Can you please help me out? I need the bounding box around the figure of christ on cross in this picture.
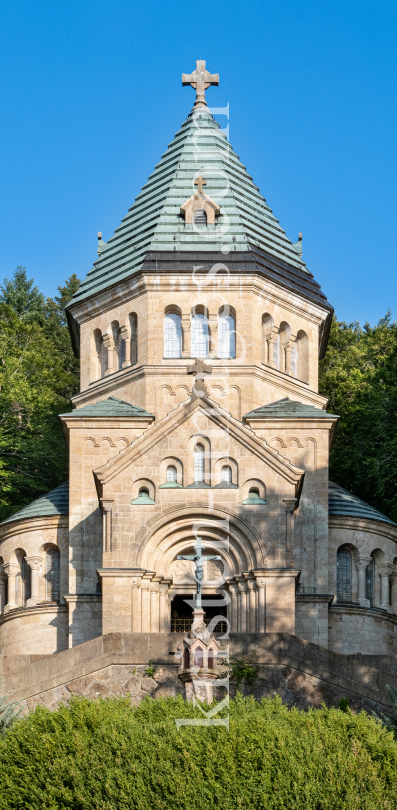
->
[177,537,222,610]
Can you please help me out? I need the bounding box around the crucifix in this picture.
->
[194,175,206,194]
[177,538,221,610]
[182,60,219,109]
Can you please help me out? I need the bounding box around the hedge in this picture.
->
[0,694,396,809]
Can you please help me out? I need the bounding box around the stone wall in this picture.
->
[329,605,397,655]
[3,632,396,716]
[0,605,68,656]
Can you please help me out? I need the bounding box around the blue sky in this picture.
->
[0,0,396,324]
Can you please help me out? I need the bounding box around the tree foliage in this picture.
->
[319,313,397,522]
[0,268,80,521]
[0,695,396,809]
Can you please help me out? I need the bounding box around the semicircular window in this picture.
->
[193,209,207,227]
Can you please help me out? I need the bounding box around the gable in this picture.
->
[93,393,305,497]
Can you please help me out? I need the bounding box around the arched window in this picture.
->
[130,313,138,365]
[337,548,352,602]
[296,330,309,383]
[365,557,374,607]
[93,329,103,381]
[193,209,207,227]
[21,556,31,606]
[261,314,273,364]
[221,465,232,484]
[194,443,205,483]
[183,647,190,669]
[164,312,182,358]
[208,650,215,669]
[218,308,236,359]
[111,321,121,372]
[194,646,204,667]
[191,310,209,358]
[46,547,60,603]
[166,465,177,483]
[279,322,291,374]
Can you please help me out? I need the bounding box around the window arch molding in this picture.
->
[214,456,238,487]
[186,434,211,486]
[44,545,61,603]
[159,456,184,488]
[241,478,266,502]
[164,306,182,358]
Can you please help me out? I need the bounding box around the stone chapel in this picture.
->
[1,61,397,685]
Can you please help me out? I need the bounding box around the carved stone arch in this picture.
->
[100,436,116,448]
[135,506,263,573]
[287,437,303,448]
[83,436,99,449]
[270,437,286,449]
[175,385,190,404]
[116,437,129,448]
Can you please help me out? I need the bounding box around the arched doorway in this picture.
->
[170,593,227,633]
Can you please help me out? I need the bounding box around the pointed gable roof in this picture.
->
[68,109,326,308]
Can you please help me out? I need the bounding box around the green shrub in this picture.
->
[229,651,259,689]
[0,694,396,809]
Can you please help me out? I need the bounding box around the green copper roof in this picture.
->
[329,481,396,527]
[244,398,337,419]
[69,109,309,306]
[0,483,69,526]
[59,396,154,419]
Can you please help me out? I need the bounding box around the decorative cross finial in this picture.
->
[194,176,207,194]
[182,60,219,109]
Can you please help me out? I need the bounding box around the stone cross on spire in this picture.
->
[182,60,219,109]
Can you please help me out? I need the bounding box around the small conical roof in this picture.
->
[70,109,310,307]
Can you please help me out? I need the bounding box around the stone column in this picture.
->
[0,570,7,614]
[102,334,115,375]
[159,579,172,633]
[150,578,161,633]
[283,499,298,555]
[254,576,266,633]
[3,564,19,612]
[26,556,43,607]
[228,581,239,632]
[141,575,153,632]
[246,578,257,632]
[390,569,397,615]
[378,563,394,612]
[208,317,218,358]
[101,499,114,554]
[120,325,131,367]
[284,342,292,375]
[269,326,279,368]
[181,315,191,358]
[131,576,143,632]
[238,580,248,633]
[354,555,372,607]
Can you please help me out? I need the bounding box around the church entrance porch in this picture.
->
[170,593,227,634]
